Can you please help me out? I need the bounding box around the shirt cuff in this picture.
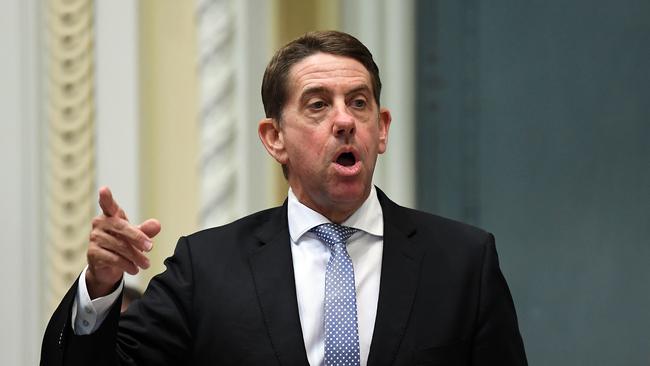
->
[72,266,124,335]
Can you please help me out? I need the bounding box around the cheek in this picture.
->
[286,131,324,164]
[359,128,381,153]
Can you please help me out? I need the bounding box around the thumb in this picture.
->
[139,218,162,239]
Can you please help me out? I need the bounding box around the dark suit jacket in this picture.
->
[41,189,527,365]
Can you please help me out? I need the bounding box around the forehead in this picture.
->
[287,53,372,94]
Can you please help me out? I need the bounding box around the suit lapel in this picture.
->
[367,189,423,366]
[249,202,310,366]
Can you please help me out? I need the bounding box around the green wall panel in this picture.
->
[416,1,650,364]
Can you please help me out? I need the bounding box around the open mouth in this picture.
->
[336,152,357,167]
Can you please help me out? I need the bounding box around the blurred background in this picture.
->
[1,0,648,365]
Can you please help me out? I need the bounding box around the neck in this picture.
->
[291,187,371,224]
[321,207,357,224]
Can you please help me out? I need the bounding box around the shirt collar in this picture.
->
[287,186,384,243]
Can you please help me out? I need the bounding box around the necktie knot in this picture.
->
[310,223,358,250]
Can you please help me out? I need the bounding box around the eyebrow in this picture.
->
[299,86,327,102]
[299,84,372,102]
[346,85,372,97]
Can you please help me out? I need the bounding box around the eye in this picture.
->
[351,98,367,109]
[309,100,327,111]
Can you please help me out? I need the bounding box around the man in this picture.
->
[41,31,527,365]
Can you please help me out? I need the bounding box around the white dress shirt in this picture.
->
[72,266,123,334]
[73,187,384,366]
[288,187,383,366]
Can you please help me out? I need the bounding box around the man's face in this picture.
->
[260,52,391,222]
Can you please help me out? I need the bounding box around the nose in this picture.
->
[332,105,355,138]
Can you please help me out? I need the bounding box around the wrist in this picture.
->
[85,269,122,299]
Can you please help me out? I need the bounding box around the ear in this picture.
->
[377,107,392,154]
[258,118,288,164]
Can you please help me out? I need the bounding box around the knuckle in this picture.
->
[118,238,133,251]
[109,256,120,265]
[91,216,103,227]
[113,219,127,230]
[86,249,98,263]
[89,231,100,243]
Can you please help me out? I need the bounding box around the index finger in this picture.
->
[98,186,120,217]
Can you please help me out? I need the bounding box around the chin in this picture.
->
[328,182,370,204]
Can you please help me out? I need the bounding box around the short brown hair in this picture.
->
[261,30,382,120]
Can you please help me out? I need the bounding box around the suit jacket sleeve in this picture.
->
[41,236,195,366]
[471,234,527,365]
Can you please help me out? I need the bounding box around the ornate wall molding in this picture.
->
[45,0,96,313]
[196,0,238,228]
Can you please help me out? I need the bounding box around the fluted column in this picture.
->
[44,0,96,314]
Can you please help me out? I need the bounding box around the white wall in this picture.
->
[341,0,416,208]
[95,1,140,222]
[233,0,274,213]
[94,0,140,287]
[0,0,43,364]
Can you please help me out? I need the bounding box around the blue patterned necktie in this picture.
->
[310,223,361,366]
